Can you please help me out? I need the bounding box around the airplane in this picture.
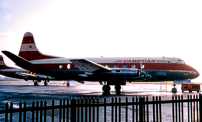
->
[2,32,200,93]
[0,55,67,86]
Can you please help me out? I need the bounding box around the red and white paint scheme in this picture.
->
[0,55,14,70]
[2,32,200,93]
[18,32,59,60]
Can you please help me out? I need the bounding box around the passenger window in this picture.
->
[123,63,127,68]
[59,64,63,69]
[114,64,118,68]
[67,64,71,69]
[106,64,110,68]
[131,64,135,68]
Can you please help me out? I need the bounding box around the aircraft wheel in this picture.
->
[172,88,177,93]
[44,82,47,86]
[115,85,121,91]
[34,82,38,86]
[102,85,111,92]
[115,85,121,94]
[67,81,70,86]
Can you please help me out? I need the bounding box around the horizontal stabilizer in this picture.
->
[2,51,32,65]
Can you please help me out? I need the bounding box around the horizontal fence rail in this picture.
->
[0,94,202,122]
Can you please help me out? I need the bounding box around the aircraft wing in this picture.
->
[70,59,111,72]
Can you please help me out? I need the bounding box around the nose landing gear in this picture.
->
[172,84,177,93]
[63,80,70,86]
[44,80,49,86]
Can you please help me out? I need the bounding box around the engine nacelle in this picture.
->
[106,68,140,77]
[35,75,47,79]
[174,80,191,84]
[101,68,152,81]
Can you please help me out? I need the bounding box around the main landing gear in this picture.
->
[102,85,111,93]
[33,80,40,86]
[44,80,49,86]
[102,81,122,94]
[102,85,122,94]
[33,80,49,86]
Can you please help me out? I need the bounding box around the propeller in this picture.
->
[139,63,152,79]
[145,65,152,79]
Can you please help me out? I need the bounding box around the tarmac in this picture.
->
[0,80,200,122]
[0,80,198,106]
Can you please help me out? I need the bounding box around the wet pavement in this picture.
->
[0,80,198,104]
[0,80,200,122]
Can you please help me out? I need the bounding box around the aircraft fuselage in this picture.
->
[17,57,199,82]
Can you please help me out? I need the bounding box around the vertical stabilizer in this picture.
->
[18,32,59,61]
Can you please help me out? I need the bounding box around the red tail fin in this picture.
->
[18,32,59,61]
[0,55,13,69]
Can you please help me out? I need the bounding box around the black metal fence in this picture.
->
[0,94,202,122]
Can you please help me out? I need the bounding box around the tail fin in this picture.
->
[0,55,13,69]
[18,32,60,61]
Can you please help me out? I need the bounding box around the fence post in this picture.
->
[139,96,145,122]
[32,101,35,122]
[59,99,62,122]
[63,99,65,122]
[119,97,121,122]
[52,99,54,122]
[97,97,99,122]
[44,100,47,122]
[40,100,43,122]
[10,102,13,122]
[71,98,77,122]
[19,101,22,122]
[36,100,39,122]
[199,94,202,122]
[104,97,106,122]
[24,101,26,122]
[5,102,8,122]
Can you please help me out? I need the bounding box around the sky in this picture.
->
[0,0,202,81]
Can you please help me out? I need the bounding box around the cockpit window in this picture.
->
[177,60,185,64]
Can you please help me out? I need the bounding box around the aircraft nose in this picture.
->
[193,69,200,78]
[196,70,200,77]
[189,66,200,79]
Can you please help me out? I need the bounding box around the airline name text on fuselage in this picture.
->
[115,60,156,63]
